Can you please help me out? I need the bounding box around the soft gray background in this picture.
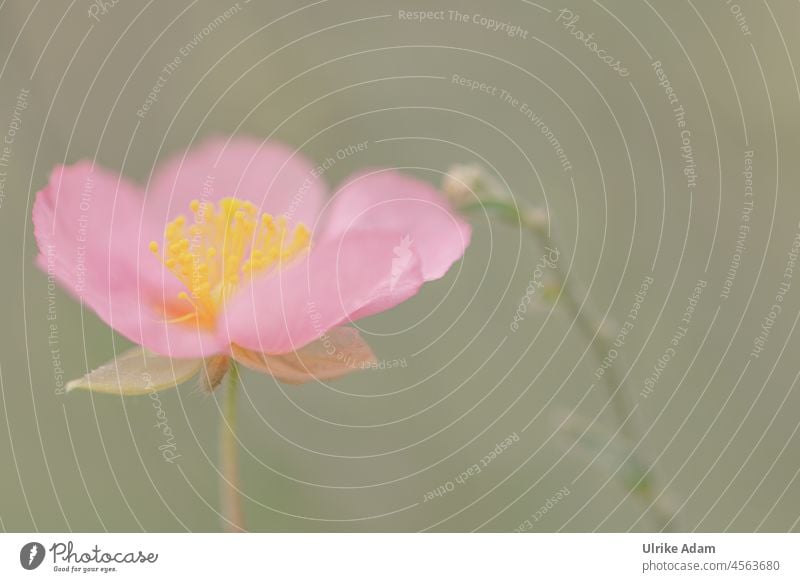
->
[1,0,799,531]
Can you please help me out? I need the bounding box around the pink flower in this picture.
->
[33,137,471,393]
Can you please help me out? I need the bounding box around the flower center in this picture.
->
[149,197,311,328]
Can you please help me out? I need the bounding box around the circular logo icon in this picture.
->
[19,542,45,570]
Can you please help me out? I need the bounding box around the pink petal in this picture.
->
[223,230,425,354]
[145,136,326,229]
[321,169,472,280]
[33,162,228,358]
[232,327,377,384]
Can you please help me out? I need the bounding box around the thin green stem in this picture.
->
[478,200,677,531]
[220,360,245,532]
[525,219,639,443]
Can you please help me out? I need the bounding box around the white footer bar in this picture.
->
[1,533,797,581]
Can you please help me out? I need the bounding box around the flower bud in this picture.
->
[442,163,509,208]
[521,206,549,232]
[442,163,483,207]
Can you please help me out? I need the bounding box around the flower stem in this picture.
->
[220,360,245,532]
[531,224,675,530]
[469,198,677,531]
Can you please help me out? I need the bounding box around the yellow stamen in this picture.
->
[149,197,311,329]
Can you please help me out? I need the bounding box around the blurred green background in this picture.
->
[1,0,799,532]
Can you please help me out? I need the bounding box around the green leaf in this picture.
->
[66,347,203,395]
